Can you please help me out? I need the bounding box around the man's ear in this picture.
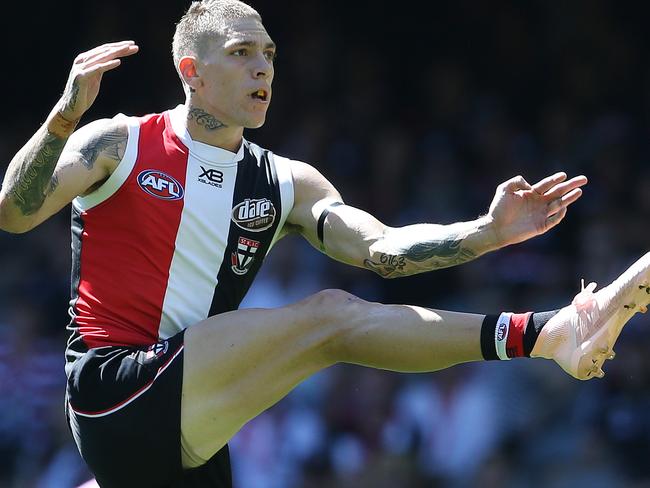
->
[179,56,201,93]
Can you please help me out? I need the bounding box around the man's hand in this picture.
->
[487,172,588,247]
[57,41,139,122]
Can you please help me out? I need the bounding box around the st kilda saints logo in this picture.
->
[231,198,276,232]
[144,340,169,361]
[231,236,260,275]
[137,170,184,201]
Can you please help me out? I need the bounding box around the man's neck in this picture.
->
[183,103,244,153]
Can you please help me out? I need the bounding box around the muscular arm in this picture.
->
[287,161,586,279]
[0,41,137,233]
[286,161,497,278]
[0,117,127,233]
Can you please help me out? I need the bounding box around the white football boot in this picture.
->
[531,252,650,380]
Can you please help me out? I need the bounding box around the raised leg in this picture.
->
[181,252,650,467]
[181,289,484,467]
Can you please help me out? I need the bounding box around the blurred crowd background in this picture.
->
[1,0,650,487]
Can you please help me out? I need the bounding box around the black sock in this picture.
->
[523,310,560,357]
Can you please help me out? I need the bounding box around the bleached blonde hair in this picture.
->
[172,0,261,73]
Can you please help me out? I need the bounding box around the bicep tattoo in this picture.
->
[72,127,127,168]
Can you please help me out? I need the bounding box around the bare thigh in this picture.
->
[180,293,341,467]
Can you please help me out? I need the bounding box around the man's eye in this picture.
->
[265,51,276,61]
[233,49,247,56]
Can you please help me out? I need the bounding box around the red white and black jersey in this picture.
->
[65,105,294,364]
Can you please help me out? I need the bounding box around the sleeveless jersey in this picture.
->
[65,105,294,365]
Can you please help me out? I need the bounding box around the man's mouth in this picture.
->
[250,89,269,102]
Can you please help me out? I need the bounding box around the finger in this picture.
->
[80,59,122,76]
[74,41,136,64]
[543,175,588,200]
[97,40,137,48]
[532,172,567,194]
[501,175,532,192]
[545,207,567,230]
[81,44,139,68]
[546,188,583,216]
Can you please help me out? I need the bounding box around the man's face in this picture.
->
[195,17,275,129]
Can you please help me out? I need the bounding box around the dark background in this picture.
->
[1,1,650,487]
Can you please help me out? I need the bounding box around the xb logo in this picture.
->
[198,166,224,188]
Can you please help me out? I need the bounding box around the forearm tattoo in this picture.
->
[9,131,66,215]
[188,107,227,131]
[363,234,478,278]
[61,79,80,115]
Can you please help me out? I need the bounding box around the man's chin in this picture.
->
[244,117,267,130]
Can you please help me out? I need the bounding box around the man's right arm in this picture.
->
[0,117,127,233]
[0,40,138,233]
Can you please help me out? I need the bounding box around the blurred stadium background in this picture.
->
[1,0,650,486]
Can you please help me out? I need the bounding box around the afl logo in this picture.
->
[496,322,508,341]
[137,170,184,201]
[232,198,276,232]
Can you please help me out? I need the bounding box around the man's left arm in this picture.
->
[287,160,587,278]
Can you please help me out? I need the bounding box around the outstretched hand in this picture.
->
[57,41,139,121]
[487,172,588,248]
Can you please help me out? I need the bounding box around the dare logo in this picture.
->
[231,198,276,232]
[137,170,184,201]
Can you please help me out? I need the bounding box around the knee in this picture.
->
[293,289,375,362]
[301,289,365,324]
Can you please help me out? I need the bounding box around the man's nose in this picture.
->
[252,54,272,79]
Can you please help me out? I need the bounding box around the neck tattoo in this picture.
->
[187,107,227,131]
